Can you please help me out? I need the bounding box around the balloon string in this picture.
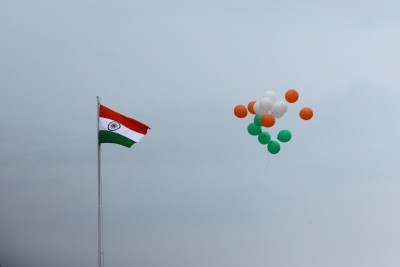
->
[265,152,272,173]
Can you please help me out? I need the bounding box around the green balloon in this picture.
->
[258,131,271,144]
[277,129,292,143]
[254,114,262,126]
[247,123,261,136]
[267,141,281,154]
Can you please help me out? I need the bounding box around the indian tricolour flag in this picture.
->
[98,104,150,148]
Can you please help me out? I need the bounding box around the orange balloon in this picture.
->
[285,89,299,103]
[247,100,256,114]
[234,105,248,118]
[260,113,275,127]
[299,107,313,120]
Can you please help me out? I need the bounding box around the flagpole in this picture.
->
[97,96,104,267]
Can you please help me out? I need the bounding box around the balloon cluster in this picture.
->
[234,89,313,155]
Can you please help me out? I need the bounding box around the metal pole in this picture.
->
[97,96,104,267]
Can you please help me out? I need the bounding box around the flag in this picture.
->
[98,104,150,148]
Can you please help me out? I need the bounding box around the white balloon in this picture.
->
[272,101,288,118]
[263,90,276,102]
[253,101,263,115]
[259,97,273,113]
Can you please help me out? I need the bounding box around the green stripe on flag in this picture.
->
[99,130,136,148]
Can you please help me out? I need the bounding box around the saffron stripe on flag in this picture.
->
[99,104,150,135]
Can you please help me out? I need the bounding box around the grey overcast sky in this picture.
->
[1,0,400,266]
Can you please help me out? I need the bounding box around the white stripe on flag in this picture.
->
[99,117,145,143]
